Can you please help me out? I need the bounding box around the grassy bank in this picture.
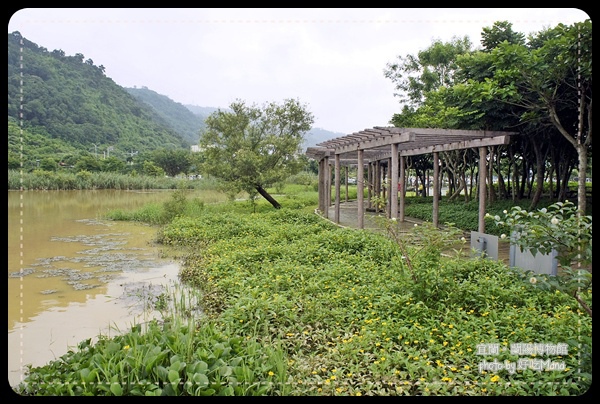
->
[8,169,220,191]
[14,184,592,396]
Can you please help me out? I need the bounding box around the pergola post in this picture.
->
[327,159,332,208]
[344,166,349,202]
[399,155,405,222]
[367,163,372,210]
[334,153,341,224]
[385,158,391,218]
[323,156,330,219]
[318,158,325,214]
[357,149,364,229]
[433,151,440,228]
[374,161,380,212]
[478,146,487,233]
[390,143,399,220]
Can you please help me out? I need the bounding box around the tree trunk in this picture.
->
[448,178,465,201]
[488,146,496,205]
[255,184,281,209]
[519,159,527,199]
[529,138,545,211]
[576,145,588,215]
[547,101,590,215]
[495,146,508,199]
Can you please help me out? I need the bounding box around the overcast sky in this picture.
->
[8,8,590,135]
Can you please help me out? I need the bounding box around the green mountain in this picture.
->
[125,87,206,145]
[303,127,345,150]
[183,105,224,120]
[7,31,343,169]
[8,31,189,166]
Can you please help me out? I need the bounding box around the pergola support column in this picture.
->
[318,158,325,214]
[323,156,330,219]
[390,144,398,219]
[344,166,349,202]
[357,149,364,229]
[367,163,372,210]
[374,161,381,212]
[386,157,391,218]
[327,159,332,210]
[399,155,405,222]
[478,146,487,233]
[334,154,341,224]
[433,151,440,228]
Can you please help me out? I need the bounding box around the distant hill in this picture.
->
[7,30,345,168]
[303,127,345,150]
[184,105,226,120]
[8,31,189,165]
[182,104,344,150]
[125,87,206,145]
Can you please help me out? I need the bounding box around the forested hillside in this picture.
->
[125,87,206,145]
[8,31,189,167]
[7,31,343,170]
[184,105,224,121]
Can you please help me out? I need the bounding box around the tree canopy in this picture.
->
[199,99,314,208]
[151,148,194,177]
[383,20,592,213]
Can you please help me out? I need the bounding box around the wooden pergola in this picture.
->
[305,126,518,231]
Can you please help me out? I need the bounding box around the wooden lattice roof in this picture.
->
[306,126,518,164]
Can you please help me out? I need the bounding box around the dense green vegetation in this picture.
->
[8,32,190,169]
[125,87,206,145]
[401,190,592,235]
[384,20,591,214]
[13,183,592,396]
[7,122,202,185]
[8,168,216,192]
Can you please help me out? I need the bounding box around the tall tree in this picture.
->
[198,98,314,209]
[471,20,592,214]
[151,148,192,177]
[384,35,473,108]
[480,20,526,51]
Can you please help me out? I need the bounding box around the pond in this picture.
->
[8,189,186,388]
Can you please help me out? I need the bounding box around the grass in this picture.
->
[13,182,592,396]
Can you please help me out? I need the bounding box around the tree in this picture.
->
[40,157,57,171]
[480,20,526,51]
[142,160,165,177]
[101,156,126,173]
[151,149,192,177]
[469,20,592,215]
[74,155,102,172]
[384,36,473,108]
[8,152,20,170]
[199,98,314,209]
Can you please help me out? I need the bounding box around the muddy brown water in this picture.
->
[8,189,186,388]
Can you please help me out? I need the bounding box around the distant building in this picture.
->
[190,145,202,153]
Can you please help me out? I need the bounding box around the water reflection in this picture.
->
[8,190,180,387]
